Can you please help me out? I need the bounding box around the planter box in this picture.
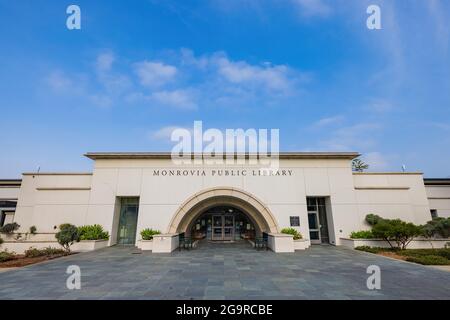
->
[71,239,109,252]
[340,238,450,249]
[293,239,311,250]
[136,240,153,251]
[0,241,62,254]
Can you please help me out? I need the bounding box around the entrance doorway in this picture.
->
[212,215,234,240]
[307,197,330,244]
[190,206,256,241]
[117,197,139,245]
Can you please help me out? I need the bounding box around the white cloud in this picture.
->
[96,52,115,72]
[362,152,389,171]
[366,100,393,113]
[151,89,197,110]
[216,57,293,92]
[46,71,73,91]
[150,125,193,141]
[320,122,381,151]
[312,115,344,127]
[292,0,331,17]
[134,61,178,87]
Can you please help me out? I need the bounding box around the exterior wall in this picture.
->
[13,173,92,238]
[0,185,21,200]
[87,158,362,245]
[4,155,440,251]
[426,185,450,218]
[352,173,431,237]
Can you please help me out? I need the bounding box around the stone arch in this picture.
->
[167,187,279,234]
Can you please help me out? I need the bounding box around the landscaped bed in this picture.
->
[355,246,450,265]
[0,247,73,268]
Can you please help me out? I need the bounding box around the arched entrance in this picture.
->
[167,187,279,240]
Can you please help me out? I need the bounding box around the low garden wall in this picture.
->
[340,237,450,249]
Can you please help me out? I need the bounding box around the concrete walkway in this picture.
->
[0,242,449,300]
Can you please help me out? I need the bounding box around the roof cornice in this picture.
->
[84,152,360,160]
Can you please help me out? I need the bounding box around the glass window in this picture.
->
[308,213,318,229]
[430,209,438,219]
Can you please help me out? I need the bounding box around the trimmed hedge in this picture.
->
[350,230,374,239]
[405,255,449,265]
[24,247,67,258]
[0,251,15,263]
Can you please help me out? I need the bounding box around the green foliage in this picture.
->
[140,228,161,240]
[350,230,374,239]
[371,218,422,250]
[421,218,450,239]
[29,226,37,234]
[55,224,79,252]
[405,255,449,265]
[78,224,109,241]
[352,158,369,172]
[397,248,450,260]
[24,247,67,258]
[0,237,3,245]
[355,246,386,254]
[365,214,382,226]
[0,222,20,234]
[0,251,15,262]
[281,228,302,240]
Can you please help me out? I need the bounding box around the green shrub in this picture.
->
[24,247,66,258]
[78,224,109,241]
[421,217,450,239]
[280,228,302,240]
[0,251,15,263]
[405,255,449,265]
[350,230,374,239]
[140,228,161,240]
[29,226,37,234]
[398,248,450,260]
[0,222,20,234]
[55,224,80,252]
[355,246,385,254]
[372,218,422,250]
[365,214,382,226]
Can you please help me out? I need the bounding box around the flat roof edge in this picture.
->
[22,173,93,176]
[353,172,423,175]
[84,152,360,160]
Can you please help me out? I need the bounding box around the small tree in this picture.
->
[352,158,369,172]
[0,222,20,234]
[55,224,79,252]
[365,214,382,226]
[372,219,422,250]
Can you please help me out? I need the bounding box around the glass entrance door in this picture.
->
[223,215,234,241]
[307,197,330,244]
[308,212,321,244]
[117,198,139,245]
[212,215,223,240]
[211,215,235,241]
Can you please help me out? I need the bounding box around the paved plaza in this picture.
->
[0,242,449,300]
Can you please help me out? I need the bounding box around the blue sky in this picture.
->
[0,0,449,178]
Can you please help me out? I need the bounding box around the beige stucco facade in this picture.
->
[1,152,448,253]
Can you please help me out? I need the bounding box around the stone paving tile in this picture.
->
[0,241,449,300]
